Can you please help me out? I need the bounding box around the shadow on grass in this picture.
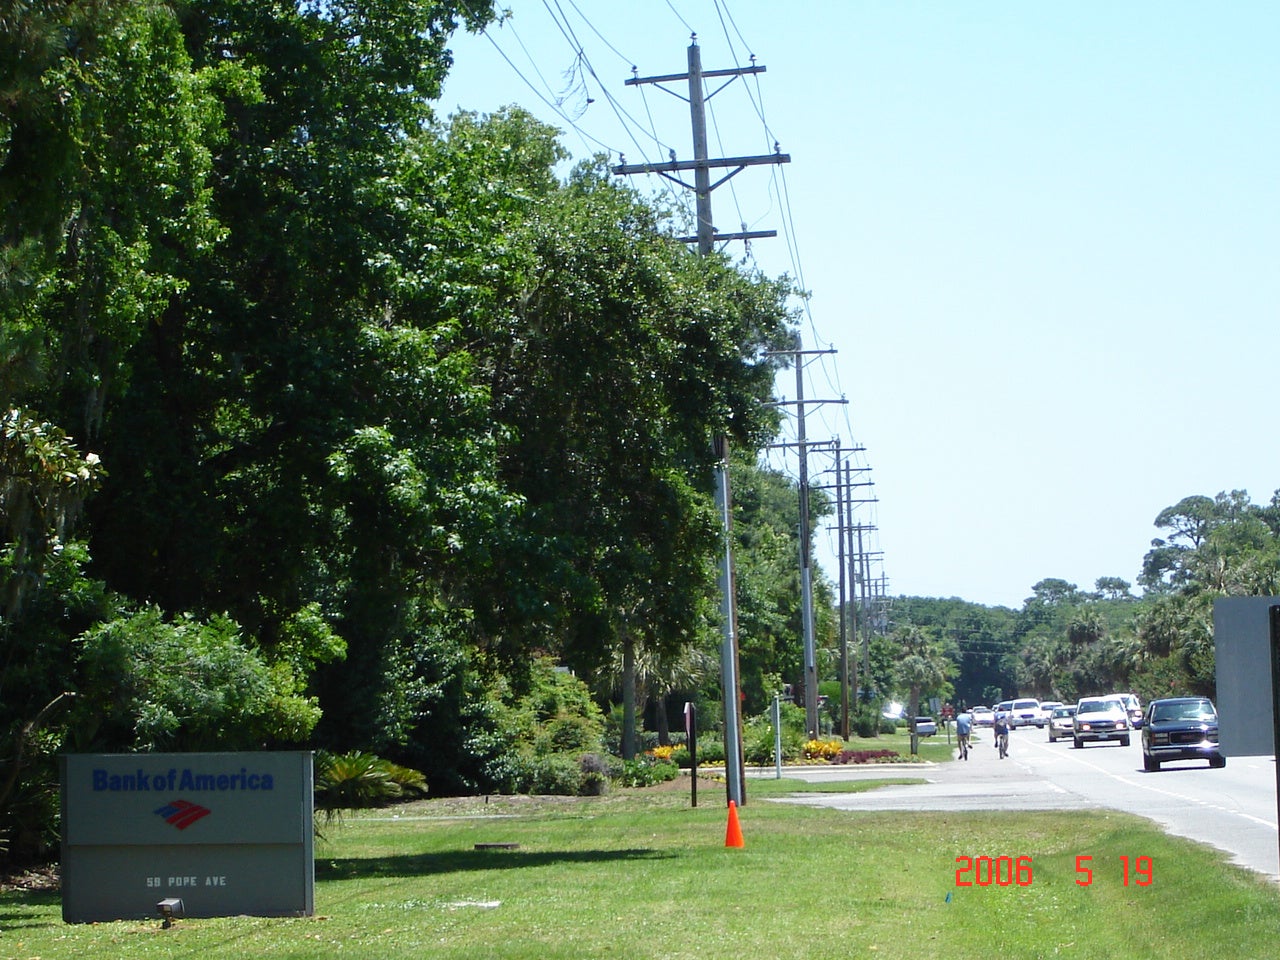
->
[0,890,62,929]
[319,846,674,882]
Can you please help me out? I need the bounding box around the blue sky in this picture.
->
[439,2,1280,609]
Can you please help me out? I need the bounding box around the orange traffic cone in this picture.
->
[724,800,744,848]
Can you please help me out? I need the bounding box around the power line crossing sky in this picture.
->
[441,1,1280,609]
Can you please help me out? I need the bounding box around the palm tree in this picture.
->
[893,624,948,755]
[603,631,715,758]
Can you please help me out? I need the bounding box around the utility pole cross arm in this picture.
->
[674,229,777,245]
[612,153,791,176]
[625,64,767,87]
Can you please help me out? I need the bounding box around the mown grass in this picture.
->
[3,773,1278,960]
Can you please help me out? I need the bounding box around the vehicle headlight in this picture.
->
[1152,733,1169,745]
[1078,723,1091,731]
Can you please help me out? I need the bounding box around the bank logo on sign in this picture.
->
[155,799,212,830]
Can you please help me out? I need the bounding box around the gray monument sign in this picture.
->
[61,751,314,923]
[1213,596,1280,758]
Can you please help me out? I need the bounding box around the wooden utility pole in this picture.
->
[615,41,790,252]
[835,441,848,738]
[795,336,817,736]
[613,39,789,808]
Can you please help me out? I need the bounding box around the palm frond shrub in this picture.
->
[314,750,427,819]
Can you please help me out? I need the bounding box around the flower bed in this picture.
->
[833,748,907,765]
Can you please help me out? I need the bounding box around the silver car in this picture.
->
[1047,705,1077,742]
[1072,696,1131,748]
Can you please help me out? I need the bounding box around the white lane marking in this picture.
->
[1021,738,1278,831]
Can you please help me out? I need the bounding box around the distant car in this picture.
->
[1073,696,1130,748]
[971,706,995,727]
[1038,701,1063,724]
[1116,693,1144,728]
[993,700,1013,723]
[1047,704,1077,742]
[1009,698,1043,728]
[913,716,938,737]
[1142,697,1224,771]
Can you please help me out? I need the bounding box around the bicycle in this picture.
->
[957,732,970,760]
[996,729,1009,759]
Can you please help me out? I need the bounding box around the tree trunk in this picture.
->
[622,633,637,760]
[655,694,670,745]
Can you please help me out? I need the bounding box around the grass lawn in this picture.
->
[4,766,1278,960]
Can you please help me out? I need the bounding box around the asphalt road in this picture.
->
[763,725,1280,882]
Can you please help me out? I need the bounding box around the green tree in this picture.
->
[1132,489,1280,700]
[69,0,502,761]
[1,0,230,863]
[407,111,797,707]
[600,631,715,754]
[71,608,327,751]
[1025,578,1081,608]
[1132,593,1215,698]
[1093,576,1134,601]
[1017,633,1061,699]
[891,596,1017,707]
[1066,609,1105,647]
[732,461,812,712]
[892,624,949,754]
[1,410,103,616]
[1141,494,1228,592]
[2,0,810,823]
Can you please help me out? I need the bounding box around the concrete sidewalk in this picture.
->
[749,730,1097,812]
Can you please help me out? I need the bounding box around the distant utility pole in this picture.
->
[613,38,789,808]
[844,470,879,704]
[835,440,848,739]
[856,528,887,686]
[817,450,870,737]
[793,338,819,738]
[767,343,842,738]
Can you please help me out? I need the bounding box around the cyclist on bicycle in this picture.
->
[955,708,973,760]
[993,710,1010,759]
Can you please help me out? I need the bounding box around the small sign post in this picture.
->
[773,694,783,780]
[684,702,697,808]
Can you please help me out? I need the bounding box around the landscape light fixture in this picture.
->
[157,897,184,928]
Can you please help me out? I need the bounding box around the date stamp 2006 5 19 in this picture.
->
[955,855,1153,888]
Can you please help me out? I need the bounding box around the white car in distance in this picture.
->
[1008,698,1043,729]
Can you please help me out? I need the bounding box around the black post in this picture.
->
[685,702,698,808]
